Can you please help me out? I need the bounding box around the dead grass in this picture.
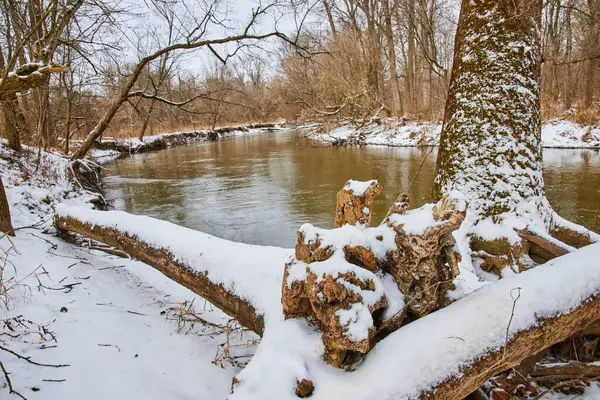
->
[569,109,600,126]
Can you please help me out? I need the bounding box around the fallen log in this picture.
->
[54,204,600,400]
[231,242,600,400]
[54,204,290,335]
[530,361,600,381]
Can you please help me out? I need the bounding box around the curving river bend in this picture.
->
[104,129,600,248]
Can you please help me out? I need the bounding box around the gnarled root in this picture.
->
[283,182,467,369]
[471,211,599,277]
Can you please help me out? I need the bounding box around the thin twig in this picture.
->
[0,360,26,399]
[503,287,522,359]
[0,345,69,367]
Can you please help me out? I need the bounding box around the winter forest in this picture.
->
[1,0,600,399]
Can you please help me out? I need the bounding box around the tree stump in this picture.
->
[335,180,382,228]
[283,182,467,368]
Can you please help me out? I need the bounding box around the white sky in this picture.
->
[107,0,317,80]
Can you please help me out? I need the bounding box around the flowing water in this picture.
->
[104,129,600,248]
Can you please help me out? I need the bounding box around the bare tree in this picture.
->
[71,2,303,159]
[0,0,83,150]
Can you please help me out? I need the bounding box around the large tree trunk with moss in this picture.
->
[434,0,545,219]
[433,0,597,274]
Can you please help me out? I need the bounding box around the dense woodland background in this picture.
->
[1,0,599,150]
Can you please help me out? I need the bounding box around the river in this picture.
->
[104,129,600,248]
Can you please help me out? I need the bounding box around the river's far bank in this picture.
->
[84,122,285,164]
[303,118,600,149]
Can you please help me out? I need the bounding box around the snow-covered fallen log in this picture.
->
[54,204,291,335]
[54,204,600,399]
[231,243,600,400]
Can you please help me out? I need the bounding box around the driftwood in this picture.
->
[54,214,265,335]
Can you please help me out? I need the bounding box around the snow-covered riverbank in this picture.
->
[87,123,284,164]
[2,143,600,399]
[0,145,271,399]
[306,118,600,149]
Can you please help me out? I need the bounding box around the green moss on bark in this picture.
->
[434,0,549,221]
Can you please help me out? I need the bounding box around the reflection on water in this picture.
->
[104,130,600,248]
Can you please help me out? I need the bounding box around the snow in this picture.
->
[232,242,600,400]
[387,203,440,235]
[1,232,252,400]
[0,145,267,399]
[308,119,441,147]
[54,204,291,322]
[298,223,397,262]
[343,179,377,196]
[307,118,600,149]
[542,119,600,148]
[2,140,599,399]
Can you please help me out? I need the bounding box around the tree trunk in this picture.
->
[323,0,337,39]
[430,0,598,275]
[583,0,599,109]
[564,3,573,110]
[138,98,156,141]
[433,0,547,222]
[63,82,73,155]
[407,0,417,114]
[1,92,26,151]
[382,0,403,116]
[0,176,14,236]
[71,93,127,160]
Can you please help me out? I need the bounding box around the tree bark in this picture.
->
[0,176,14,236]
[583,0,599,109]
[323,0,337,39]
[54,212,265,335]
[421,293,600,400]
[433,0,546,221]
[1,92,26,151]
[138,98,156,141]
[407,0,418,114]
[382,0,403,116]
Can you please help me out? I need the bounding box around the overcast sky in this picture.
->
[110,0,316,80]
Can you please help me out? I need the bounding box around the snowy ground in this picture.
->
[306,118,600,149]
[0,145,275,399]
[1,143,599,399]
